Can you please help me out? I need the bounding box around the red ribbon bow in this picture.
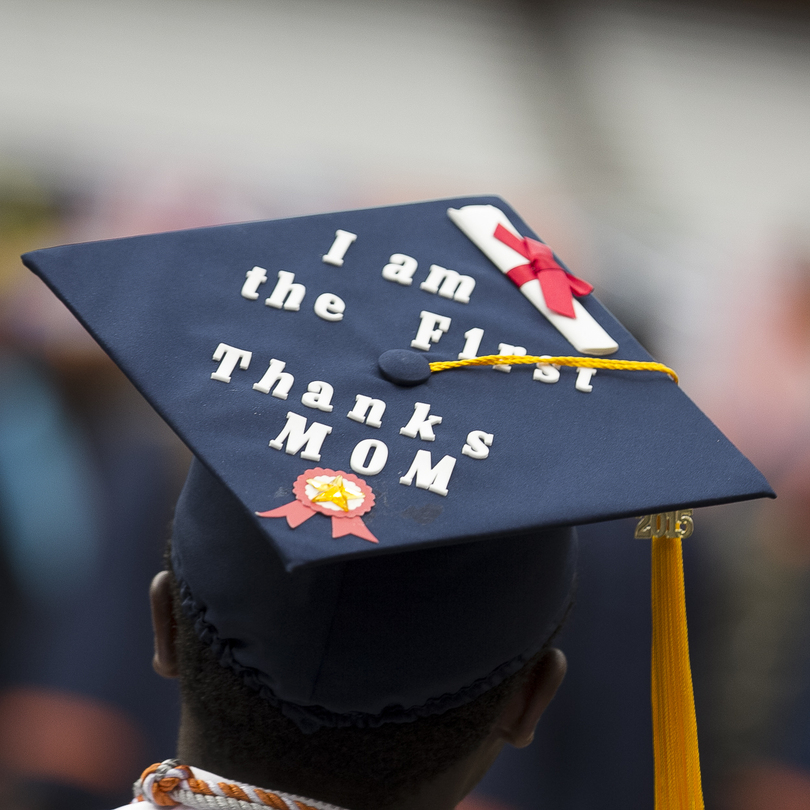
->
[494,224,593,319]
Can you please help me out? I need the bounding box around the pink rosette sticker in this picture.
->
[256,468,378,544]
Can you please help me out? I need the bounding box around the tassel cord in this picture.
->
[651,533,704,810]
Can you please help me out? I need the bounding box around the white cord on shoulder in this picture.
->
[133,760,350,810]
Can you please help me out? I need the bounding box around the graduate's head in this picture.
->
[149,463,575,808]
[158,596,566,810]
[23,196,772,809]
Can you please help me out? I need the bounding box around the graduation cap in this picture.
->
[23,196,772,809]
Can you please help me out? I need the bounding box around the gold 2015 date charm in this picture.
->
[635,510,694,540]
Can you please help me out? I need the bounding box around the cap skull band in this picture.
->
[21,196,772,730]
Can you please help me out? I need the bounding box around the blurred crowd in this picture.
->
[0,181,188,808]
[0,1,808,808]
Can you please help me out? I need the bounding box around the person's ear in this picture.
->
[495,648,567,748]
[150,570,179,679]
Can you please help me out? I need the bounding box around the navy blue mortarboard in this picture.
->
[23,197,772,801]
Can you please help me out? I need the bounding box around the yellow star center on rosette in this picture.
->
[306,475,363,512]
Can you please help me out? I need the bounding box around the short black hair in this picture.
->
[167,548,565,810]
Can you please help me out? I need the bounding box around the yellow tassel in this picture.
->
[650,523,704,810]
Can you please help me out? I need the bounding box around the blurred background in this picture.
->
[0,0,808,808]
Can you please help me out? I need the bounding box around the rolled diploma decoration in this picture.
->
[447,205,619,356]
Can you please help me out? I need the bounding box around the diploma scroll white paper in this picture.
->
[448,205,619,356]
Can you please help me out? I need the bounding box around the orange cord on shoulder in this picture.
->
[136,760,349,810]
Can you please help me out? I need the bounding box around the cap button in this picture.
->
[378,349,431,386]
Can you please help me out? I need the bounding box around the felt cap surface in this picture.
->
[21,196,772,727]
[21,196,772,570]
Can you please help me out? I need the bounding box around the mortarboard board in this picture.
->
[22,196,773,809]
